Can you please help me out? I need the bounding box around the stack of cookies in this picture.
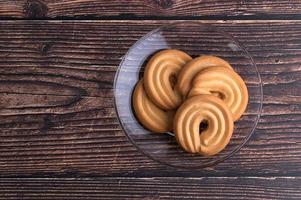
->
[132,49,248,156]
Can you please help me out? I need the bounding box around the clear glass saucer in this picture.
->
[114,22,263,169]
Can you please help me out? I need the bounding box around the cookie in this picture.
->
[144,49,192,110]
[174,95,233,156]
[176,55,233,97]
[188,66,248,121]
[132,79,175,133]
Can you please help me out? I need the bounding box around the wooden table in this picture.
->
[0,1,300,199]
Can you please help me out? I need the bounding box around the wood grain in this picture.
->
[0,0,301,19]
[0,20,300,177]
[0,177,300,199]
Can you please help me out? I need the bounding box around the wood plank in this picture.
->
[0,0,301,19]
[0,20,300,177]
[0,177,300,199]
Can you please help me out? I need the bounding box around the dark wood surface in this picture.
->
[0,1,300,199]
[0,0,301,19]
[1,177,300,199]
[0,20,300,178]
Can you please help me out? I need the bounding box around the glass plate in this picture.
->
[114,22,263,169]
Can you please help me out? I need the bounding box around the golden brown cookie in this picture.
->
[144,49,192,110]
[188,66,248,121]
[176,55,233,97]
[133,79,175,133]
[174,95,233,156]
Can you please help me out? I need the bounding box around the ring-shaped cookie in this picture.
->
[133,79,174,133]
[176,55,233,97]
[144,49,192,110]
[174,95,233,156]
[189,66,248,121]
